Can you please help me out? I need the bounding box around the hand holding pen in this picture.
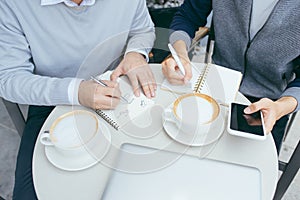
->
[162,42,192,85]
[78,77,122,110]
[90,76,130,104]
[168,43,186,76]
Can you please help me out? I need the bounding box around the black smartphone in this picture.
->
[227,103,266,140]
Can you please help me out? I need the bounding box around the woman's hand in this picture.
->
[244,97,297,133]
[111,52,156,98]
[162,40,192,85]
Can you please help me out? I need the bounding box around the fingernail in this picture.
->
[135,91,140,97]
[244,107,251,113]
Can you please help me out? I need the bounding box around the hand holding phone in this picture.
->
[227,103,266,140]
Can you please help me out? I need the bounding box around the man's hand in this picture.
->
[78,80,121,110]
[244,97,297,133]
[161,40,192,85]
[110,52,156,98]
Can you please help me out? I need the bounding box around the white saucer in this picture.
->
[44,121,111,171]
[163,105,226,147]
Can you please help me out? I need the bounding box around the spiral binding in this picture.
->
[95,109,119,130]
[193,63,210,93]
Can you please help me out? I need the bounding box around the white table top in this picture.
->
[33,64,278,200]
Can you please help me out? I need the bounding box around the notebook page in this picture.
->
[160,63,206,94]
[96,71,154,129]
[202,63,242,105]
[160,62,242,105]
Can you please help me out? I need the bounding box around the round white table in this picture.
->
[33,64,278,200]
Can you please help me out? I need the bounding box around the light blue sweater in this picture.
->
[0,0,155,105]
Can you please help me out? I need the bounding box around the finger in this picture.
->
[109,97,121,108]
[162,61,169,78]
[127,73,140,97]
[261,110,276,134]
[95,84,121,98]
[162,58,173,79]
[167,59,185,79]
[162,58,184,82]
[168,77,185,85]
[166,58,179,73]
[169,70,185,83]
[244,98,271,114]
[101,80,118,88]
[183,62,192,83]
[148,81,156,97]
[110,67,123,81]
[104,87,121,98]
[163,64,185,84]
[95,96,120,109]
[264,120,275,134]
[139,71,156,97]
[137,73,153,98]
[148,70,157,91]
[142,83,151,98]
[243,114,262,126]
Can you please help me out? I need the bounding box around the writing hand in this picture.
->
[161,40,192,84]
[78,80,121,110]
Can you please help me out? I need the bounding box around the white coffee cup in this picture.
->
[40,110,101,157]
[163,93,220,134]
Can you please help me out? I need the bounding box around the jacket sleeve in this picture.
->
[171,0,212,38]
[281,56,300,112]
[169,0,212,48]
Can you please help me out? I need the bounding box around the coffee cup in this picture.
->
[40,110,102,157]
[163,93,220,135]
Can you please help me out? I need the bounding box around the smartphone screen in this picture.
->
[230,103,264,136]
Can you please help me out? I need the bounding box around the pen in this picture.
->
[168,43,186,76]
[90,76,129,104]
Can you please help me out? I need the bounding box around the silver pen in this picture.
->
[90,76,130,104]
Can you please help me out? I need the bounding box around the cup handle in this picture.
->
[40,131,54,146]
[163,108,177,124]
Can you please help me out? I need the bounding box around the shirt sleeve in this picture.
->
[125,0,155,61]
[169,0,212,48]
[0,1,76,106]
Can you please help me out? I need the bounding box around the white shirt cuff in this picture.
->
[67,78,83,105]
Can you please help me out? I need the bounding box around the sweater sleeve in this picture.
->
[125,0,155,61]
[170,0,212,43]
[0,0,75,106]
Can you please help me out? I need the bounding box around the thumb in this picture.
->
[244,98,269,114]
[165,58,178,72]
[183,63,192,83]
[110,68,123,81]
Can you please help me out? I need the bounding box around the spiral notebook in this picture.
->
[95,71,154,130]
[161,62,243,105]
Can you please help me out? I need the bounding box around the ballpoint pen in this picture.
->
[90,76,130,104]
[168,43,186,76]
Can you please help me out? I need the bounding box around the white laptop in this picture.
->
[102,144,261,200]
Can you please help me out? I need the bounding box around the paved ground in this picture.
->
[0,99,299,200]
